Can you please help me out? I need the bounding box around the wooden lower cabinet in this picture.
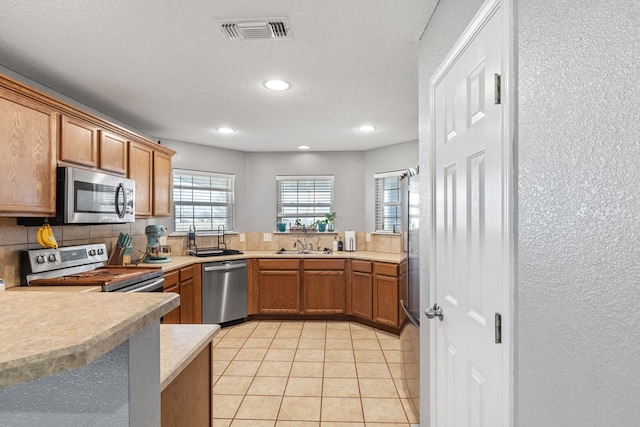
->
[302,259,346,314]
[351,260,373,320]
[161,342,212,427]
[373,262,405,328]
[257,259,301,313]
[162,266,202,324]
[251,258,405,333]
[162,271,180,324]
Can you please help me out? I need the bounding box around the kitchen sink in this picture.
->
[274,249,332,255]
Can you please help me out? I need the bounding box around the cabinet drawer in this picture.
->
[303,259,346,270]
[179,265,195,281]
[374,262,399,277]
[258,259,300,270]
[164,271,179,289]
[352,260,372,273]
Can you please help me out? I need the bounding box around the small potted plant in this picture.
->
[290,218,304,232]
[324,212,336,231]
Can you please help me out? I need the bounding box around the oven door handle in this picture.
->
[125,278,165,293]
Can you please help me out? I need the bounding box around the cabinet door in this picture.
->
[179,265,201,324]
[153,150,172,216]
[99,130,128,175]
[163,271,180,324]
[128,141,153,216]
[258,270,300,313]
[373,274,399,327]
[180,278,197,324]
[0,88,57,215]
[351,271,373,320]
[59,114,99,168]
[303,270,346,314]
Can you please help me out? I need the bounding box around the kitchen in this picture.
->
[0,2,423,426]
[1,0,639,426]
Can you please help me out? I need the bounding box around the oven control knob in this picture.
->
[48,254,57,263]
[89,249,97,256]
[97,248,104,255]
[36,255,46,264]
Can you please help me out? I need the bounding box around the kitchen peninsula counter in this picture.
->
[0,291,179,388]
[160,323,219,390]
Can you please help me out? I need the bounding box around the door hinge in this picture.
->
[495,312,502,344]
[494,73,501,105]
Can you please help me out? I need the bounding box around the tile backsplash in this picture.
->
[0,217,403,289]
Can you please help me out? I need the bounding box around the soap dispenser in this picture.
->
[337,236,344,251]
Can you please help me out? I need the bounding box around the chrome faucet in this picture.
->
[293,239,307,252]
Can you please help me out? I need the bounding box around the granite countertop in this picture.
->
[139,250,406,272]
[160,324,220,391]
[0,291,179,388]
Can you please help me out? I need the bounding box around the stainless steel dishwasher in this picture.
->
[201,259,248,324]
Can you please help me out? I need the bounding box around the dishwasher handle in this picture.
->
[203,262,247,272]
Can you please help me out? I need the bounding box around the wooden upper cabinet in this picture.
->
[0,86,57,216]
[59,114,99,168]
[99,130,128,175]
[128,141,153,216]
[153,150,172,217]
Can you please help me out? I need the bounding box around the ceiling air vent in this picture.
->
[216,17,292,40]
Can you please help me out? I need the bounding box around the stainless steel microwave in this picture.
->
[19,167,135,225]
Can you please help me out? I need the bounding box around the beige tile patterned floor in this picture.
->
[212,320,419,427]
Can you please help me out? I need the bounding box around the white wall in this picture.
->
[515,0,640,425]
[245,151,365,232]
[419,0,640,425]
[164,141,418,233]
[363,140,419,230]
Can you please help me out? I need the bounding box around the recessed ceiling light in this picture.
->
[358,125,377,133]
[217,127,235,134]
[264,79,290,91]
[298,145,310,150]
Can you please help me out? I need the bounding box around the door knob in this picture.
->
[425,303,444,321]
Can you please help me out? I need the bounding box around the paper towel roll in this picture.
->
[345,230,356,252]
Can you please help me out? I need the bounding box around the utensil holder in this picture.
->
[108,246,133,266]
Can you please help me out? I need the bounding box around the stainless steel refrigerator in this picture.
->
[400,166,420,422]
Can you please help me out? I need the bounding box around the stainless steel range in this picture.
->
[21,243,164,292]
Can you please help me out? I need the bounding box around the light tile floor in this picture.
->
[212,320,419,427]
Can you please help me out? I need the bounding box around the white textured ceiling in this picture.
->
[0,1,430,152]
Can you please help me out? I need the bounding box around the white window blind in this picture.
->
[276,175,334,226]
[375,171,402,232]
[172,169,235,232]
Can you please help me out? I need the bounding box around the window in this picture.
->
[276,175,334,226]
[172,169,235,232]
[375,171,402,232]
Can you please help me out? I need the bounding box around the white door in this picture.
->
[430,1,510,426]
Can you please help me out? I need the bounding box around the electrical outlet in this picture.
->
[366,233,372,242]
[263,233,272,242]
[239,233,246,242]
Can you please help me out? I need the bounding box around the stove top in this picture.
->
[29,267,163,291]
[20,243,162,291]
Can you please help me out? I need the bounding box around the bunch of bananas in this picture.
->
[36,220,58,249]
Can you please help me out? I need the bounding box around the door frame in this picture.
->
[428,0,515,425]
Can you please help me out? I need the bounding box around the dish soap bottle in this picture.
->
[337,236,344,251]
[332,238,339,252]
